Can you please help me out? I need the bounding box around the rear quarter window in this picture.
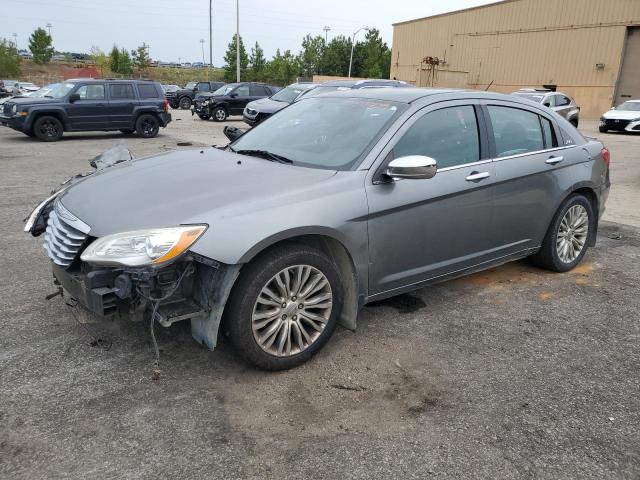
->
[138,84,161,99]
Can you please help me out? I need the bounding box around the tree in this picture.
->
[248,42,266,81]
[131,44,151,71]
[109,45,133,75]
[90,46,110,77]
[0,39,21,77]
[223,35,249,82]
[359,28,391,79]
[319,35,352,77]
[28,27,54,65]
[298,35,325,77]
[265,49,299,86]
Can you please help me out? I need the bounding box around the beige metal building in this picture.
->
[391,0,640,118]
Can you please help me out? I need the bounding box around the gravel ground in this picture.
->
[1,109,639,479]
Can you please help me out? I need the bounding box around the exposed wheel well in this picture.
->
[237,234,359,331]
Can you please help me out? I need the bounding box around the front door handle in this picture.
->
[465,171,491,182]
[95,103,105,107]
[546,156,564,165]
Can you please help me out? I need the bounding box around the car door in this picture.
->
[366,101,496,296]
[483,101,582,254]
[228,85,251,114]
[65,83,108,130]
[107,83,138,129]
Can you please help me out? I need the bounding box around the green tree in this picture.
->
[0,39,21,77]
[131,43,151,71]
[109,45,133,75]
[298,34,325,77]
[265,49,299,85]
[248,42,266,81]
[90,46,110,77]
[319,35,352,77]
[28,27,54,65]
[223,35,249,82]
[359,28,391,79]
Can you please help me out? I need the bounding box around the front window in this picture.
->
[76,84,105,100]
[44,82,75,99]
[617,101,640,112]
[213,84,238,96]
[231,97,406,170]
[271,85,308,103]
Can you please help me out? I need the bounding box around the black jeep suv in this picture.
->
[0,79,171,141]
[191,82,280,121]
[167,81,225,110]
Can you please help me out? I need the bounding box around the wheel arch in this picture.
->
[28,109,68,131]
[557,183,600,247]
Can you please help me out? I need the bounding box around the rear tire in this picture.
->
[33,115,63,141]
[178,96,192,109]
[530,194,594,272]
[224,244,343,371]
[135,114,160,138]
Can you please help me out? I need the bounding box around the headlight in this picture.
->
[80,225,207,267]
[11,104,17,115]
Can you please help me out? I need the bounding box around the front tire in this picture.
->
[33,115,63,141]
[224,244,343,370]
[213,106,228,122]
[178,96,192,109]
[135,114,160,138]
[530,194,594,272]
[599,126,608,133]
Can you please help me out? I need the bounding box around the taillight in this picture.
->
[601,147,610,168]
[163,99,169,112]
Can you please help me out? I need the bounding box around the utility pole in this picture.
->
[348,27,368,78]
[200,39,205,65]
[236,0,240,82]
[12,33,17,50]
[209,0,213,79]
[323,26,331,43]
[46,23,52,36]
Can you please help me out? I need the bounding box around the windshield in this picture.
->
[271,85,309,103]
[231,97,406,170]
[44,82,75,99]
[185,82,196,90]
[617,101,640,112]
[513,92,544,103]
[30,83,60,97]
[213,84,237,95]
[300,85,351,100]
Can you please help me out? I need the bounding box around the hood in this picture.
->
[59,148,337,237]
[9,97,60,106]
[602,109,640,120]
[245,97,287,114]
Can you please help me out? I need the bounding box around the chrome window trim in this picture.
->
[489,145,573,163]
[437,159,493,173]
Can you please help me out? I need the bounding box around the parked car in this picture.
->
[161,84,181,94]
[598,100,640,133]
[14,82,40,95]
[0,79,171,141]
[192,82,280,121]
[512,88,580,127]
[24,88,609,370]
[0,79,19,97]
[302,79,413,99]
[243,82,318,126]
[166,81,225,110]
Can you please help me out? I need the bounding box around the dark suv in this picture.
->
[167,81,225,110]
[0,79,171,141]
[191,82,280,121]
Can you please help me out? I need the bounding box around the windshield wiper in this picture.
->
[234,149,294,164]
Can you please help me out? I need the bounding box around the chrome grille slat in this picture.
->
[42,206,88,267]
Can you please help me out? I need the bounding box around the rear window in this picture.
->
[138,84,160,99]
[488,106,544,157]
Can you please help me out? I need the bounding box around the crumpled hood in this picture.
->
[602,110,640,120]
[60,148,337,237]
[245,98,287,114]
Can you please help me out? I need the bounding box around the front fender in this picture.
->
[25,106,70,130]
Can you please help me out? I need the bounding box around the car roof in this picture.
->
[65,78,157,83]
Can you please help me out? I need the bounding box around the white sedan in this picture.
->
[599,100,640,133]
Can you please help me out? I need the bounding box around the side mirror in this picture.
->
[229,92,238,98]
[386,155,437,180]
[69,93,80,103]
[543,102,551,107]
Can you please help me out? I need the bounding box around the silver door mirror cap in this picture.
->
[386,155,437,180]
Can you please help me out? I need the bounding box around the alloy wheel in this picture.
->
[215,108,226,121]
[556,204,589,263]
[39,119,60,138]
[251,265,333,357]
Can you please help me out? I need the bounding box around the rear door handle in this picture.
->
[546,156,564,165]
[465,171,491,182]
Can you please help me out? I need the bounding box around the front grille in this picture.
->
[605,119,630,129]
[3,103,13,116]
[43,207,88,268]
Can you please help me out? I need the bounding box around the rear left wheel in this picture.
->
[224,244,343,370]
[135,114,160,138]
[179,96,192,109]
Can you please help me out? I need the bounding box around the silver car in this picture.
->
[513,88,580,127]
[26,89,610,370]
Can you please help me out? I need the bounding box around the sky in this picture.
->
[3,0,498,66]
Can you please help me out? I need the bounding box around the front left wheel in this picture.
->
[33,115,63,141]
[224,244,343,370]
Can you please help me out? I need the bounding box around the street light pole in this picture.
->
[200,39,205,65]
[12,33,17,50]
[348,27,367,78]
[236,0,240,82]
[323,25,331,43]
[209,0,213,78]
[46,23,52,36]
